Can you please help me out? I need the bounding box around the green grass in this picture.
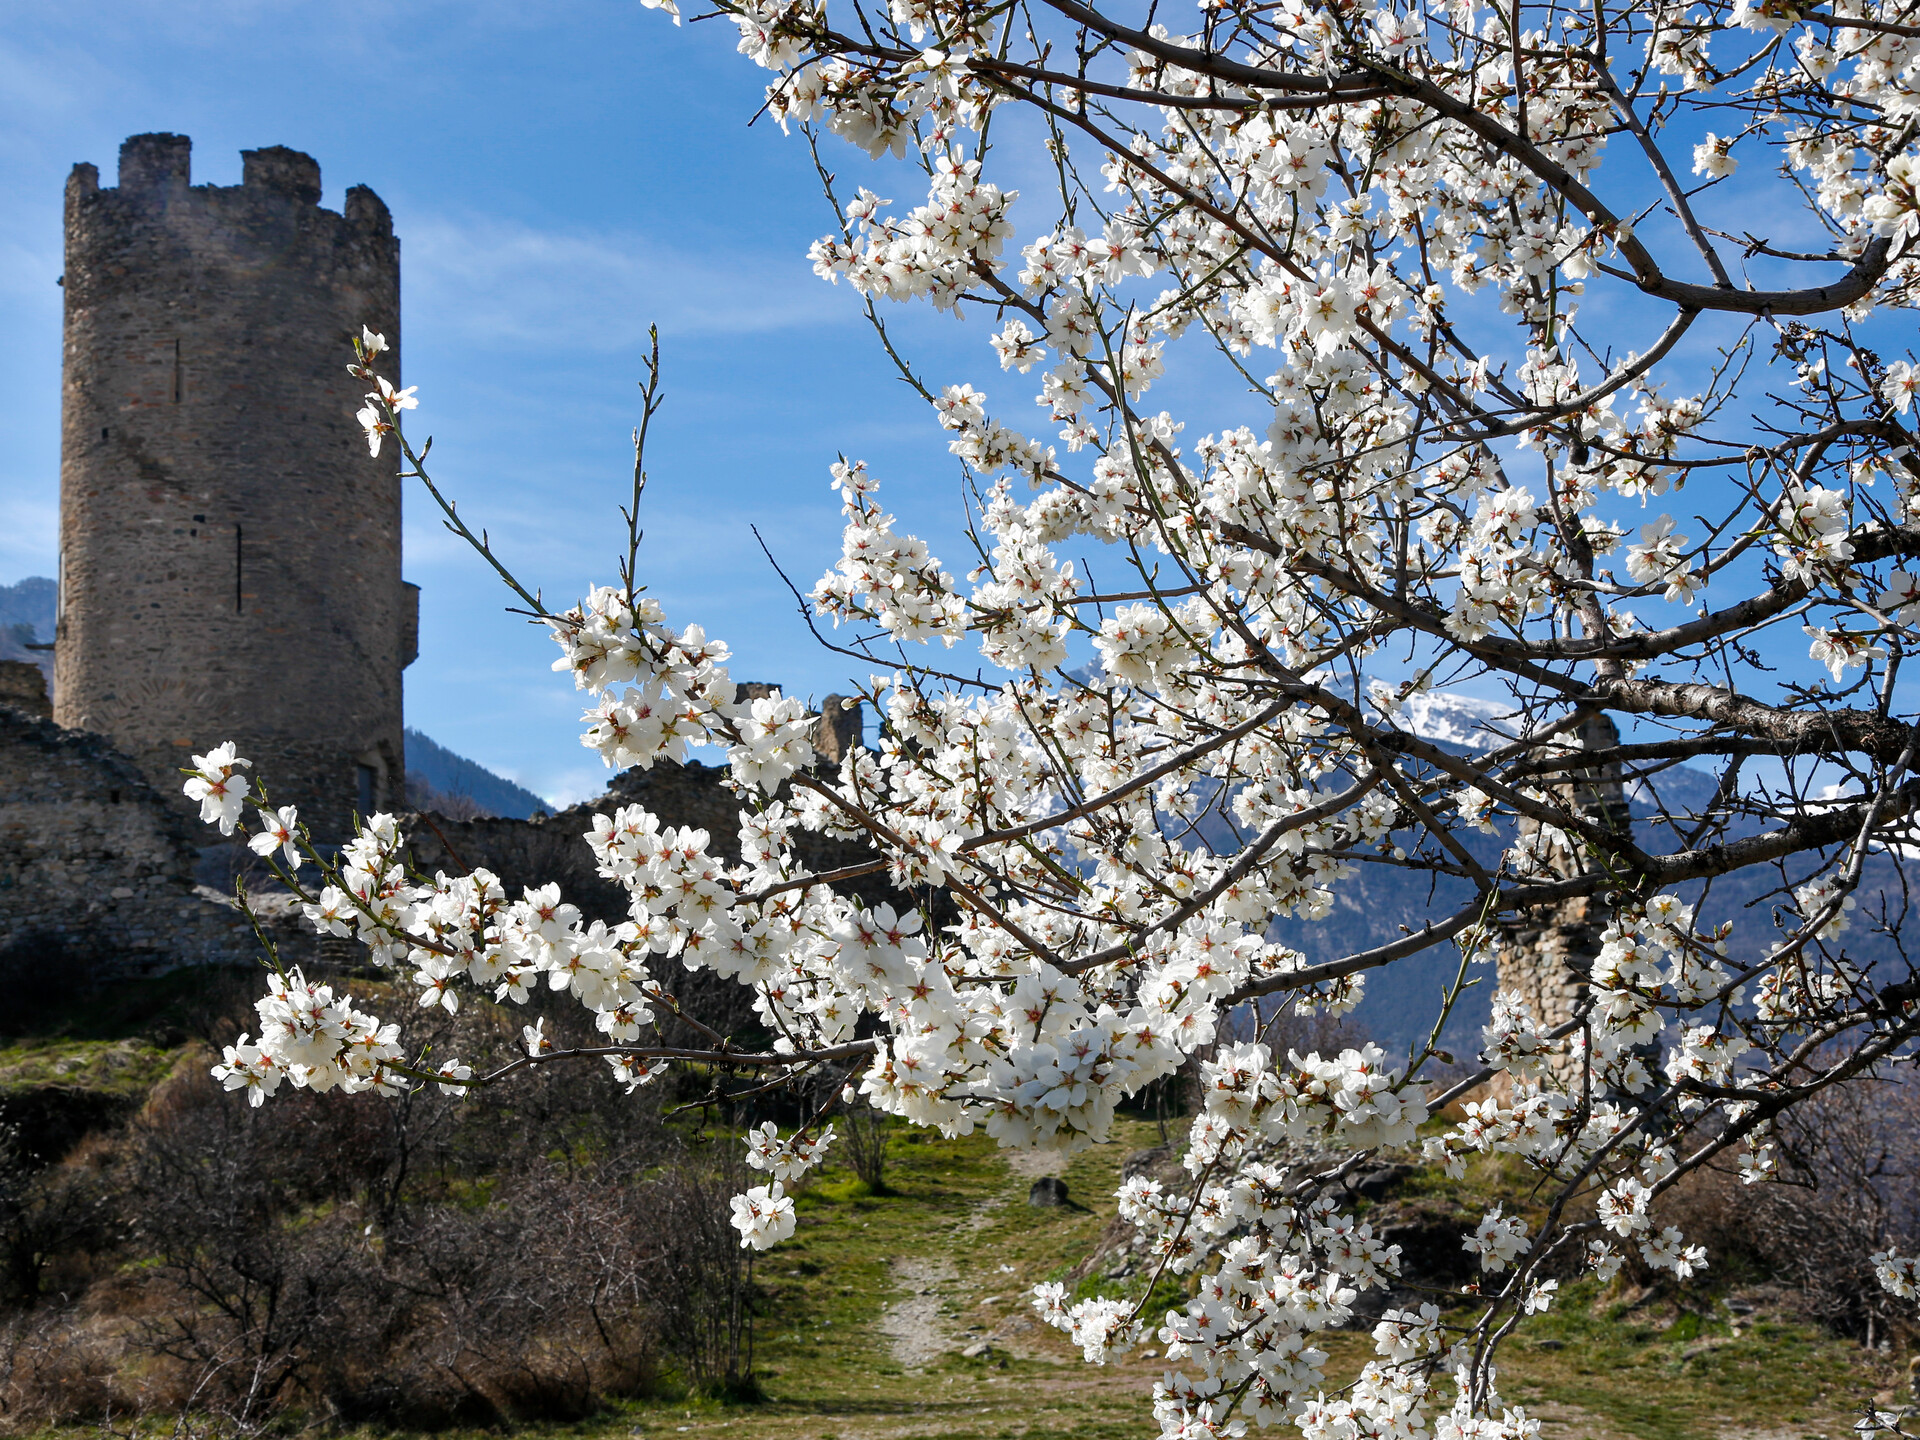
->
[0,1035,186,1099]
[12,1071,1901,1440]
[596,1123,1896,1440]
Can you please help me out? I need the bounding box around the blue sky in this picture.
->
[0,2,1899,804]
[0,0,1001,804]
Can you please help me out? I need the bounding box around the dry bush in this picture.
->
[119,1080,389,1427]
[118,1061,673,1426]
[0,1124,115,1307]
[835,1098,890,1192]
[0,1307,126,1426]
[643,1153,760,1395]
[0,994,761,1433]
[1655,1062,1920,1344]
[310,1164,665,1426]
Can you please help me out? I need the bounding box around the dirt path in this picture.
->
[879,1255,957,1368]
[999,1147,1066,1180]
[635,1121,1872,1440]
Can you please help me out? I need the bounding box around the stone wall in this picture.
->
[405,750,896,927]
[1494,714,1634,1046]
[0,662,51,721]
[1,685,886,1000]
[0,701,315,988]
[402,749,898,1045]
[56,133,411,842]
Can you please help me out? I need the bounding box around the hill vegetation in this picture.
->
[403,727,549,819]
[0,969,1905,1440]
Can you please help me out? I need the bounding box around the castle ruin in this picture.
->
[55,134,413,841]
[2,133,875,986]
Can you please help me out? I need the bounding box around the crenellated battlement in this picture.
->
[65,135,395,267]
[73,134,382,223]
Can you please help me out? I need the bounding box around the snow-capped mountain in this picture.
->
[1395,689,1523,751]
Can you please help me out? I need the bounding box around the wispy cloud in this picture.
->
[406,214,846,355]
[0,236,60,306]
[0,494,57,588]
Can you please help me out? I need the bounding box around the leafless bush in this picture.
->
[119,1082,375,1426]
[0,1306,124,1426]
[836,1098,890,1192]
[1749,1067,1920,1344]
[318,1163,663,1425]
[0,996,768,1433]
[0,1125,114,1306]
[644,1146,760,1396]
[1659,1060,1920,1344]
[1249,1001,1374,1061]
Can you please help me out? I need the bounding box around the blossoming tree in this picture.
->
[181,0,1920,1428]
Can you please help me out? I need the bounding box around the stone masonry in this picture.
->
[405,709,890,931]
[1494,713,1635,1050]
[3,652,878,989]
[56,134,414,842]
[0,669,315,988]
[0,662,52,721]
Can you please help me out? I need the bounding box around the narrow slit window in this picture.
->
[234,523,243,613]
[172,338,181,403]
[356,765,376,817]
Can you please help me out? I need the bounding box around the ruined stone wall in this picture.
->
[9,608,875,1000]
[0,700,315,986]
[1494,713,1635,1042]
[403,750,898,1044]
[405,751,896,926]
[56,133,410,842]
[0,695,844,997]
[0,662,51,721]
[404,696,877,919]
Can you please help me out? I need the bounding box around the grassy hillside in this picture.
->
[0,975,1900,1440]
[442,1122,1894,1440]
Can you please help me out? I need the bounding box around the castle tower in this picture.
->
[55,134,415,841]
[1495,712,1635,1074]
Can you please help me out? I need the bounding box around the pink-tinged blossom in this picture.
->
[730,1182,797,1249]
[247,804,301,868]
[183,743,251,835]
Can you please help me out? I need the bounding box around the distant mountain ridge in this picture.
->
[0,576,54,636]
[1182,680,1746,1057]
[0,577,55,689]
[1253,699,1896,1059]
[405,728,548,819]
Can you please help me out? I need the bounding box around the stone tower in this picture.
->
[55,134,415,841]
[1495,713,1635,1070]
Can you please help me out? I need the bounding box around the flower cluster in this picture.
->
[730,1183,798,1249]
[554,583,819,791]
[350,328,415,458]
[744,1121,836,1181]
[213,969,406,1105]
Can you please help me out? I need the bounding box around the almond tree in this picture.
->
[184,0,1920,1429]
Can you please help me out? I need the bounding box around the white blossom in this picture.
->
[730,1182,798,1249]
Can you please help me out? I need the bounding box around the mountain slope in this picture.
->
[0,577,55,688]
[404,728,549,819]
